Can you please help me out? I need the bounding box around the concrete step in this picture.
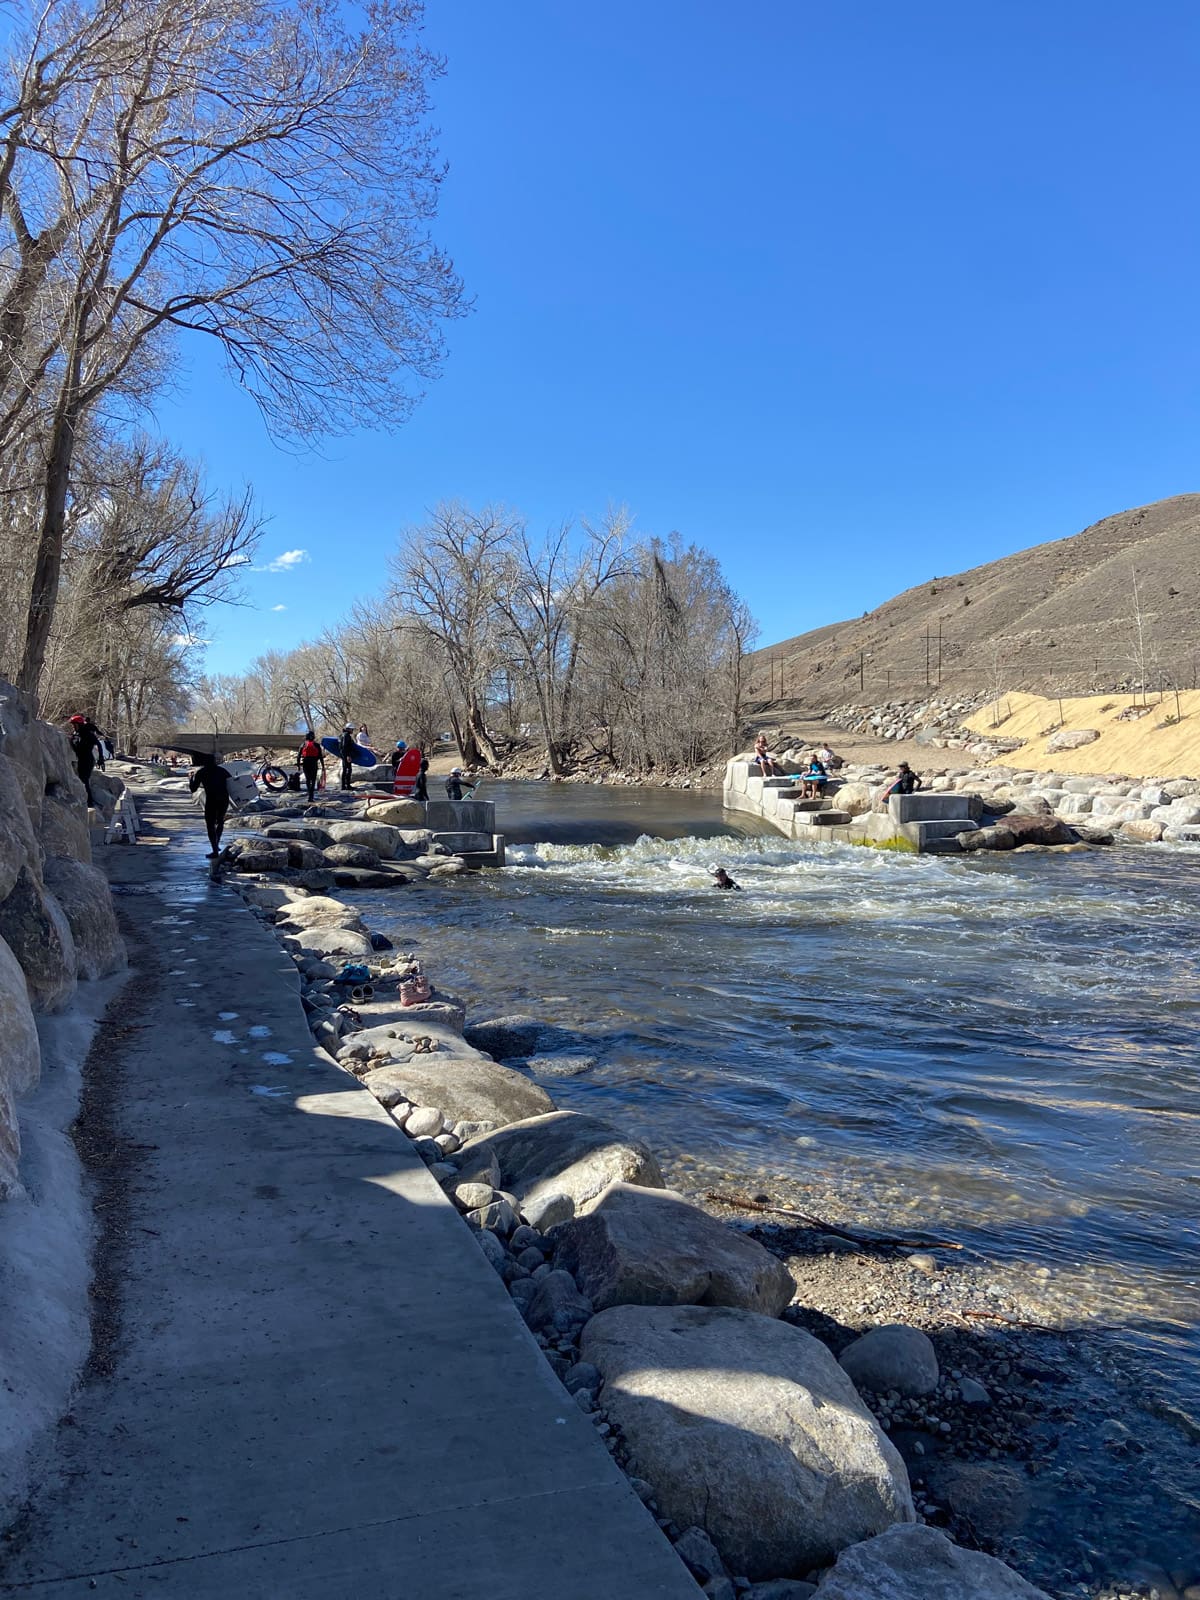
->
[794,809,852,828]
[913,818,978,842]
[432,830,495,854]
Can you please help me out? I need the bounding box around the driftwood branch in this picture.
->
[705,1190,963,1253]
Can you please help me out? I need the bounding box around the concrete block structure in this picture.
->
[722,761,980,854]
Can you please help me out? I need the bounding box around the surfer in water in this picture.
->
[711,866,741,891]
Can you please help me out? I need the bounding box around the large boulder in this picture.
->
[283,840,327,871]
[361,1057,555,1128]
[324,820,402,859]
[838,1325,938,1397]
[581,1304,914,1579]
[552,1183,795,1316]
[0,867,77,1011]
[321,841,381,869]
[812,1524,1051,1599]
[463,1014,544,1059]
[832,781,873,818]
[0,934,40,1097]
[41,857,127,979]
[1045,728,1099,753]
[262,822,335,847]
[363,799,426,827]
[37,787,92,863]
[0,752,40,901]
[275,897,367,933]
[36,721,87,804]
[1002,813,1076,846]
[457,1111,665,1216]
[279,923,373,960]
[0,679,44,819]
[1120,818,1164,843]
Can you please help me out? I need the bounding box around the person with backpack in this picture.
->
[297,731,325,802]
[188,753,232,858]
[338,723,357,791]
[67,714,104,790]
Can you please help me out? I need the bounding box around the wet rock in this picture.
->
[463,1014,544,1059]
[581,1304,913,1579]
[231,843,291,873]
[1121,817,1165,843]
[0,867,77,1011]
[839,1326,939,1398]
[921,1460,1029,1542]
[958,1376,991,1406]
[263,822,335,847]
[41,858,127,979]
[361,1057,554,1131]
[284,840,327,870]
[552,1182,795,1315]
[282,924,374,960]
[457,1110,665,1217]
[369,930,393,951]
[811,1524,1051,1598]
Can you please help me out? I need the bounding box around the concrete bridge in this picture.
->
[158,730,307,757]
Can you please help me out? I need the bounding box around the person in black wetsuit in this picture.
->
[338,724,356,791]
[413,756,429,803]
[882,761,922,802]
[297,731,324,802]
[711,867,742,890]
[189,754,231,857]
[68,714,103,791]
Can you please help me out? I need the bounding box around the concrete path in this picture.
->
[0,795,699,1599]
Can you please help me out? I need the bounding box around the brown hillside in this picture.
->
[751,494,1200,707]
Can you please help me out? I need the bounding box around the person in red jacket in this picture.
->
[297,731,325,801]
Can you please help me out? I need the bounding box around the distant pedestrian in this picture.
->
[297,730,325,802]
[68,714,104,790]
[414,756,429,803]
[189,754,232,857]
[338,723,357,790]
[711,867,741,891]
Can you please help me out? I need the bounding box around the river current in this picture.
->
[360,781,1200,1465]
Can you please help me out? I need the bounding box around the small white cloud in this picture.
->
[271,604,287,612]
[253,548,309,573]
[169,632,211,648]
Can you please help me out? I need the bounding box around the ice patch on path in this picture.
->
[247,1025,272,1038]
[212,1030,237,1045]
[251,1085,289,1098]
[261,1051,292,1065]
[218,1012,238,1021]
[175,999,195,1008]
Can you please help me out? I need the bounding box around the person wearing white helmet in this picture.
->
[338,722,357,790]
[445,766,466,801]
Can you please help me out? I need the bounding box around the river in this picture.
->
[357,780,1200,1582]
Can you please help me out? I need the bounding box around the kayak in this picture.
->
[321,736,377,768]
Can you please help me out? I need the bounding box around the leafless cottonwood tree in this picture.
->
[0,0,463,698]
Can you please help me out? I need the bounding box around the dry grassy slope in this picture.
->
[964,690,1200,779]
[753,494,1200,703]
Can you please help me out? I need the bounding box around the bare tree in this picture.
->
[0,0,464,697]
[390,504,512,765]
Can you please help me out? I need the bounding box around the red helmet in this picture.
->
[69,714,87,724]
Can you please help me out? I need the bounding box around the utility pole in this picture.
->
[936,620,943,687]
[859,649,865,692]
[924,630,931,688]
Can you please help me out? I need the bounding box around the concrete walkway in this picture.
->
[0,796,698,1599]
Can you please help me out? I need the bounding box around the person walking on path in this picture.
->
[189,754,232,857]
[297,731,325,802]
[338,724,357,791]
[68,714,104,791]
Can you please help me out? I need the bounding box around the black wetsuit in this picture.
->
[414,761,429,803]
[445,774,464,801]
[339,731,356,790]
[189,763,231,855]
[70,721,103,789]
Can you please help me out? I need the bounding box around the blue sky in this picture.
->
[157,0,1200,676]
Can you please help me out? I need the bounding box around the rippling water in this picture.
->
[362,781,1200,1433]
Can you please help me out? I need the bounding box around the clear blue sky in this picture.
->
[157,0,1200,676]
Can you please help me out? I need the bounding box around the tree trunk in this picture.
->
[18,394,80,703]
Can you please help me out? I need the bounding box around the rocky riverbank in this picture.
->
[218,789,1199,1600]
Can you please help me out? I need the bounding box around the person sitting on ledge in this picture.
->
[711,867,741,891]
[881,761,923,805]
[800,753,828,799]
[752,732,778,776]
